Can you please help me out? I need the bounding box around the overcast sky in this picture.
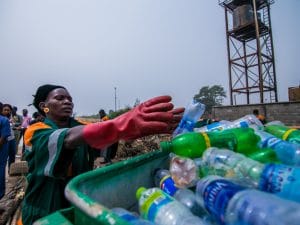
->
[0,0,299,116]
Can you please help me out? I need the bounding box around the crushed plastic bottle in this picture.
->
[173,99,205,137]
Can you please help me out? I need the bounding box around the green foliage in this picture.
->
[194,85,226,113]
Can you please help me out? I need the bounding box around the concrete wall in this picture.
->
[212,101,300,126]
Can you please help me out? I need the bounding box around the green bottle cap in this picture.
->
[160,141,171,152]
[136,187,146,199]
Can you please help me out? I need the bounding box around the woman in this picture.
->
[22,84,184,224]
[0,102,11,199]
[2,104,17,172]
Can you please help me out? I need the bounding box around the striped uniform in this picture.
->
[21,118,94,225]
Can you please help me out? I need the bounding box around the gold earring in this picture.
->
[43,107,49,113]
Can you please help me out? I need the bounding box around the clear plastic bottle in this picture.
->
[169,155,200,188]
[201,148,264,187]
[201,148,300,202]
[194,120,232,133]
[136,187,208,225]
[194,114,264,133]
[231,114,264,130]
[255,129,300,166]
[153,168,203,216]
[196,175,300,225]
[172,99,205,137]
[111,207,156,225]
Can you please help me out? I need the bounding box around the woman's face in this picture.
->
[43,88,74,120]
[2,106,12,117]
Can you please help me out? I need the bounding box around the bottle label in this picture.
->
[260,137,282,149]
[141,191,173,221]
[160,175,178,196]
[259,164,300,200]
[282,129,297,140]
[206,122,223,131]
[203,179,245,224]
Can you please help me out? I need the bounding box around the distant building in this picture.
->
[288,86,300,101]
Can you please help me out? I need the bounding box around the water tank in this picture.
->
[232,4,261,29]
[289,86,300,101]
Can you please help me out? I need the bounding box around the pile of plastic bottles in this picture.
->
[111,107,300,225]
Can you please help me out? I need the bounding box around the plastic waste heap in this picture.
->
[265,124,300,145]
[200,147,300,202]
[195,175,300,225]
[194,114,264,133]
[136,186,208,225]
[172,99,205,137]
[161,127,278,163]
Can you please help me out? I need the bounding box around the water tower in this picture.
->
[218,0,278,105]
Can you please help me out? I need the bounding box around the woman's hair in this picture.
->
[33,84,65,115]
[2,103,12,111]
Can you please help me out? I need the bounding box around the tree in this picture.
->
[194,85,226,113]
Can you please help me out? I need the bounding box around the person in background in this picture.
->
[21,84,184,224]
[11,106,23,156]
[99,109,109,122]
[29,111,44,125]
[2,104,16,172]
[253,109,266,124]
[98,109,118,164]
[20,108,31,154]
[0,102,11,199]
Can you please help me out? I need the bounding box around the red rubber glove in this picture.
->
[83,96,184,149]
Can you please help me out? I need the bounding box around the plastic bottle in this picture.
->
[172,99,205,137]
[153,168,203,216]
[161,127,277,163]
[255,129,300,165]
[168,154,200,188]
[200,148,264,187]
[196,175,300,225]
[265,124,300,145]
[201,148,300,202]
[194,114,264,133]
[136,187,208,225]
[111,207,156,225]
[194,120,233,133]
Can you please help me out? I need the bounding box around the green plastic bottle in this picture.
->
[160,127,278,163]
[265,124,300,145]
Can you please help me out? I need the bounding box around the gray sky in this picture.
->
[0,0,299,116]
